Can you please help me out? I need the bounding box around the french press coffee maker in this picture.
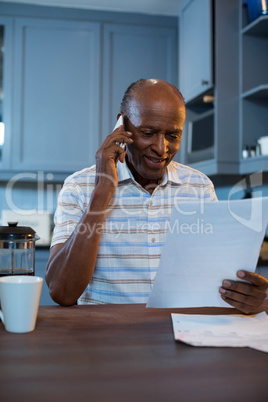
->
[0,222,40,277]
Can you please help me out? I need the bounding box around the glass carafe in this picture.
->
[0,222,40,277]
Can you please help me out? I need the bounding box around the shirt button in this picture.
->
[151,238,156,243]
[149,200,153,206]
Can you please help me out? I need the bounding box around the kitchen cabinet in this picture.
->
[0,17,12,171]
[102,24,177,141]
[0,6,177,180]
[239,6,268,174]
[12,18,101,173]
[178,0,240,175]
[178,0,216,174]
[178,0,268,175]
[178,0,213,103]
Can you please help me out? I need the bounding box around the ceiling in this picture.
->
[1,0,184,16]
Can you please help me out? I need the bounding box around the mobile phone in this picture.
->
[113,115,124,131]
[113,115,126,150]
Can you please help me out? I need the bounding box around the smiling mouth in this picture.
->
[145,156,167,165]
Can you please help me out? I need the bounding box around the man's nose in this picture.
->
[152,134,168,155]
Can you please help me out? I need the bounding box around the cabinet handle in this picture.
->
[203,95,215,103]
[201,80,209,85]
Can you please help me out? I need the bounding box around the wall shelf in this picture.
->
[242,14,268,36]
[240,3,268,171]
[239,156,268,174]
[242,84,268,100]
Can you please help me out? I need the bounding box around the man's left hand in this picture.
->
[219,270,268,314]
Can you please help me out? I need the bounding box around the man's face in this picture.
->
[124,83,186,190]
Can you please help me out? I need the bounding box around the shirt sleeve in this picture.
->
[50,178,86,247]
[210,181,218,202]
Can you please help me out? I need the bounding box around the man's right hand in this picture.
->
[95,122,133,193]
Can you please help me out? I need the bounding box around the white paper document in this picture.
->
[171,312,268,353]
[147,197,268,308]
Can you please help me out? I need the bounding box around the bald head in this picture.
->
[120,79,185,118]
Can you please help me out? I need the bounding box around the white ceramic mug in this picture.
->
[0,276,43,333]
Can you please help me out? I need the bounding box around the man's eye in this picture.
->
[142,131,154,136]
[168,133,180,140]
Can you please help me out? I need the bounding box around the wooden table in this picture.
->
[1,304,268,402]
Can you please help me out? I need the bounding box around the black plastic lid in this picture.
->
[0,222,37,240]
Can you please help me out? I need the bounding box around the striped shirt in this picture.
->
[51,160,217,304]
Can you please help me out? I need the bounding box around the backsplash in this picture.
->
[0,177,63,244]
[0,178,63,219]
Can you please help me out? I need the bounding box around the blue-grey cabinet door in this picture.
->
[102,24,177,141]
[0,17,13,171]
[13,18,101,172]
[179,0,213,103]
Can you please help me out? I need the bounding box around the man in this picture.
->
[46,78,268,313]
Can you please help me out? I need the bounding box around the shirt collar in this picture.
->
[117,160,181,186]
[117,160,132,183]
[166,161,182,185]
